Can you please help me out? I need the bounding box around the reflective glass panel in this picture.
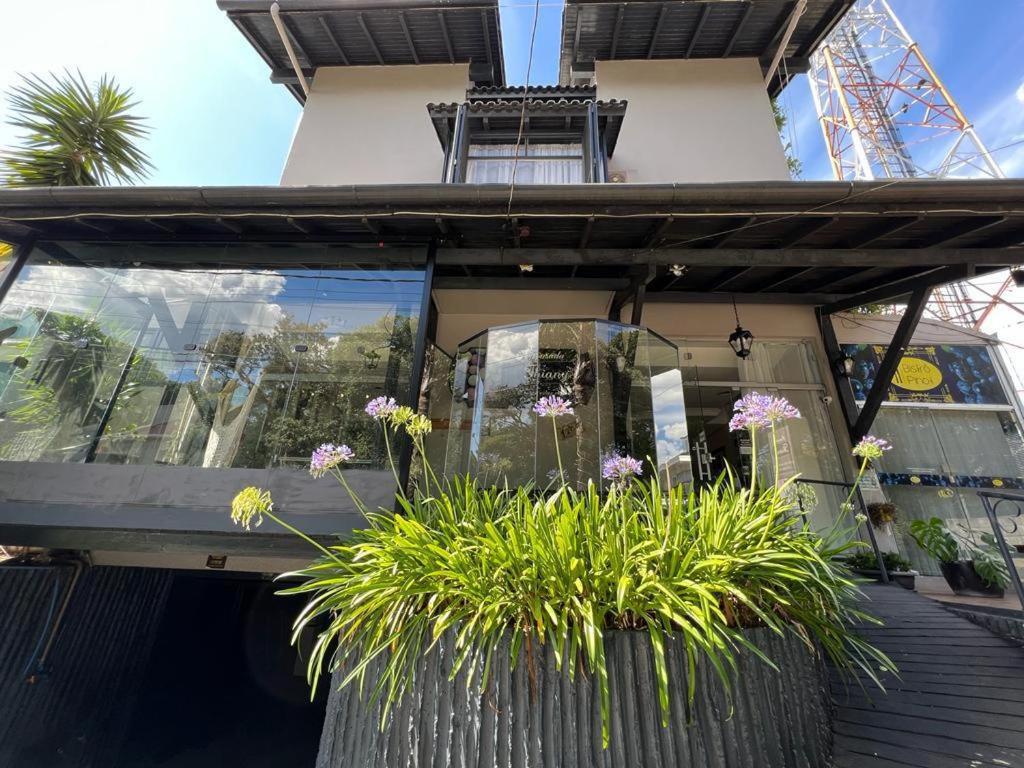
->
[0,246,426,471]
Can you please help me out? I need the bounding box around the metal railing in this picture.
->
[976,489,1024,616]
[795,478,890,584]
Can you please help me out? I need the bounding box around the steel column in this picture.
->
[852,285,930,441]
[397,242,437,490]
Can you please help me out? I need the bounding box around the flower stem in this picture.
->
[381,426,404,495]
[771,422,780,489]
[748,428,758,492]
[264,510,343,565]
[551,416,565,485]
[332,468,370,516]
[844,457,870,509]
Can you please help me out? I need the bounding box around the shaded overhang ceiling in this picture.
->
[0,180,1021,308]
[218,0,505,102]
[427,98,628,154]
[560,0,856,95]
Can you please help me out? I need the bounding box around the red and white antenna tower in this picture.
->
[808,0,1009,328]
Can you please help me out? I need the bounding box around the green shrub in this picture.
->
[843,549,911,573]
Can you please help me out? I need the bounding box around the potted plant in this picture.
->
[908,517,1009,597]
[228,394,891,767]
[842,550,916,590]
[866,502,897,528]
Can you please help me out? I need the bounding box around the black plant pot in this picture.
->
[939,560,1005,597]
[317,629,833,768]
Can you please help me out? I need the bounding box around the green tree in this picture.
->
[772,98,802,178]
[1,71,151,187]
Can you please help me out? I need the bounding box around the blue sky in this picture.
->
[1,0,1022,184]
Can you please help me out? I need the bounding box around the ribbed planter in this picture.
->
[316,629,832,768]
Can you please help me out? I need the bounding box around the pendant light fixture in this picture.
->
[728,295,754,359]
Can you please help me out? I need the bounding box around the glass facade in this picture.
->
[873,405,1024,575]
[443,320,690,488]
[0,245,426,471]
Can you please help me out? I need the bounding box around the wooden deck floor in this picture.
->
[831,583,1024,768]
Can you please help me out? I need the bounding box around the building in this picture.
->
[1,0,1023,764]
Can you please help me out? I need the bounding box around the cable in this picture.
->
[504,0,544,225]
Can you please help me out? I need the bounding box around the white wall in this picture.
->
[282,64,470,185]
[596,59,790,184]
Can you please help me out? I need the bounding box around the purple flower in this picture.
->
[533,396,575,418]
[602,453,644,486]
[853,435,892,462]
[309,443,354,478]
[727,392,801,433]
[365,396,399,419]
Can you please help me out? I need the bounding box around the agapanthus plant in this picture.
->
[229,390,891,748]
[533,396,574,484]
[602,452,644,489]
[728,393,801,487]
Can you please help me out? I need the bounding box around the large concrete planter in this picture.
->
[316,629,832,768]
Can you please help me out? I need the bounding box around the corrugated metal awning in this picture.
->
[559,0,856,94]
[219,0,505,102]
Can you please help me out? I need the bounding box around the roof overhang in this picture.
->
[218,0,505,103]
[559,0,856,95]
[427,99,628,155]
[1,180,1021,307]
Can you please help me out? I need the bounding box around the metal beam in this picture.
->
[851,286,931,441]
[398,12,419,64]
[760,266,817,292]
[435,248,1015,268]
[916,216,1008,248]
[821,265,964,313]
[434,276,628,291]
[843,215,921,248]
[0,236,36,306]
[480,10,494,70]
[647,4,669,58]
[645,291,841,305]
[437,10,454,62]
[357,13,385,64]
[723,3,755,57]
[610,4,625,57]
[685,4,711,57]
[317,15,349,64]
[775,216,838,247]
[708,266,753,291]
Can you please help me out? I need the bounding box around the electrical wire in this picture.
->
[505,0,544,225]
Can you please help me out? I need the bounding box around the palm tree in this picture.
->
[1,71,151,187]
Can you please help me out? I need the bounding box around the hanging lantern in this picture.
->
[728,296,754,358]
[728,325,754,358]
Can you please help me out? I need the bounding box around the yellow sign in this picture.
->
[892,357,943,392]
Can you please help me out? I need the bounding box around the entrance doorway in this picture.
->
[680,340,850,532]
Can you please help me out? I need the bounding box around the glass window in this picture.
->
[466,143,584,184]
[0,246,426,471]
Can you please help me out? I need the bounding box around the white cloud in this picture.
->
[1016,81,1024,106]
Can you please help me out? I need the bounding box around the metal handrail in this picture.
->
[795,477,890,584]
[976,489,1024,616]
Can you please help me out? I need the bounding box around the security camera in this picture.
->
[821,395,834,405]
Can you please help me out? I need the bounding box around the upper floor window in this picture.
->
[428,89,626,184]
[466,142,584,184]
